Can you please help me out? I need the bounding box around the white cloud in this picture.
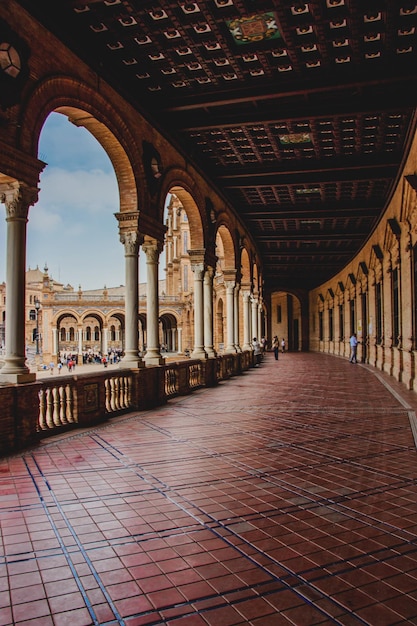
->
[39,167,118,214]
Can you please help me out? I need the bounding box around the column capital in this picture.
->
[120,230,141,256]
[204,266,215,281]
[0,181,38,221]
[142,236,163,261]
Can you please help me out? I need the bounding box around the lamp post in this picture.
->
[35,297,40,355]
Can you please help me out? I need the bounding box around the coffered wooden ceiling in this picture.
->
[15,0,417,290]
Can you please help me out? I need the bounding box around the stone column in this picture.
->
[118,224,144,368]
[242,290,252,350]
[203,266,216,358]
[234,282,241,352]
[142,237,165,365]
[256,302,262,341]
[0,183,38,382]
[190,260,207,359]
[78,325,83,356]
[177,326,183,354]
[102,325,108,355]
[225,281,237,353]
[251,296,258,341]
[53,327,58,357]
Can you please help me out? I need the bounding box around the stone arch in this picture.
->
[215,224,236,271]
[159,311,179,352]
[240,247,251,287]
[161,173,206,251]
[170,187,205,250]
[18,76,145,215]
[215,297,225,352]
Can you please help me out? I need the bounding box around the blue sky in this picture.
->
[0,112,151,291]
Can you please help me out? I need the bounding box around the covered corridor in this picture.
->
[1,352,417,626]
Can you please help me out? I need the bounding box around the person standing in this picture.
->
[349,333,358,363]
[281,338,286,353]
[252,337,262,366]
[272,335,279,361]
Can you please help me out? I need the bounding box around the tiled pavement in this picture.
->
[2,352,417,626]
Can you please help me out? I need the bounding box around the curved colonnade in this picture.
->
[0,3,264,383]
[1,2,417,398]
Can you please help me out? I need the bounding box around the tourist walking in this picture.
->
[272,335,279,361]
[349,333,358,363]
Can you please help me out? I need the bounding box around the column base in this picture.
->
[0,371,36,384]
[120,355,145,369]
[191,349,207,360]
[145,355,165,366]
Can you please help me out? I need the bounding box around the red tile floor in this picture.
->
[2,352,417,625]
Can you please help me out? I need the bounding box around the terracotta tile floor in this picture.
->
[2,352,417,625]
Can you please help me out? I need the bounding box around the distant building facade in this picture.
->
[1,194,266,365]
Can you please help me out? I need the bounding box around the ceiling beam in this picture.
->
[242,207,381,219]
[163,75,417,114]
[217,162,397,186]
[255,233,367,242]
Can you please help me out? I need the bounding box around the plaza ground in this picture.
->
[2,351,417,625]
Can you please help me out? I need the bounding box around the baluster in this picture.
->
[122,377,127,408]
[110,378,117,411]
[52,387,60,426]
[114,377,121,411]
[105,378,111,412]
[46,388,54,428]
[38,389,47,431]
[72,387,78,423]
[59,386,67,424]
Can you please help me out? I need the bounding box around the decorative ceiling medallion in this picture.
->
[279,133,312,144]
[296,187,320,194]
[0,42,21,77]
[226,13,281,45]
[0,20,29,109]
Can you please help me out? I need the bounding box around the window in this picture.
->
[376,282,382,345]
[29,309,36,321]
[319,310,323,340]
[277,304,282,323]
[182,231,188,255]
[392,267,400,346]
[413,244,417,349]
[328,307,333,341]
[349,298,355,335]
[183,265,188,292]
[339,303,344,341]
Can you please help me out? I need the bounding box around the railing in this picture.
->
[38,383,78,431]
[104,375,132,412]
[52,293,181,303]
[0,351,253,456]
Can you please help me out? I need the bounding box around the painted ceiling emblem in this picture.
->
[226,13,281,45]
[279,133,312,145]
